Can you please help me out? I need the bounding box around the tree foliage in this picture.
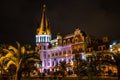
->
[0,41,39,80]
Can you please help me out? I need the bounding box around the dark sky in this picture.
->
[0,0,120,47]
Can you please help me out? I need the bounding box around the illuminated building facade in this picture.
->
[35,5,116,75]
[35,5,86,71]
[110,40,120,53]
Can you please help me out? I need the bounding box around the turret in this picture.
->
[36,4,51,43]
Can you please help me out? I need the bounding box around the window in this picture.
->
[43,52,46,59]
[44,46,46,50]
[52,53,54,57]
[48,62,50,66]
[98,47,101,51]
[63,50,66,55]
[67,39,71,44]
[43,36,46,42]
[41,37,43,42]
[36,37,39,42]
[72,39,74,43]
[47,37,49,42]
[48,54,50,58]
[56,60,58,66]
[79,48,82,52]
[89,48,91,52]
[103,46,106,50]
[59,51,62,55]
[52,61,54,66]
[68,49,71,54]
[55,53,58,56]
[40,37,41,42]
[75,38,78,42]
[44,60,46,67]
[39,46,41,50]
[49,37,51,41]
[63,40,66,45]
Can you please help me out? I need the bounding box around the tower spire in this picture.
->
[37,4,51,35]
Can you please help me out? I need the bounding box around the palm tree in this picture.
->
[73,53,83,76]
[0,43,9,78]
[96,52,120,80]
[0,41,38,80]
[59,60,66,77]
[112,53,120,79]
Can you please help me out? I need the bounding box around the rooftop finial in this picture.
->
[43,4,46,11]
[43,4,46,8]
[37,4,51,35]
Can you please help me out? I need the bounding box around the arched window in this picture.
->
[59,51,62,55]
[63,50,66,55]
[72,39,74,43]
[68,49,71,54]
[52,53,54,57]
[43,52,46,59]
[48,54,50,58]
[44,46,46,50]
[55,53,58,56]
[63,40,66,45]
[75,38,78,43]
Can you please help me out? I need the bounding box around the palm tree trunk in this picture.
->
[15,68,22,80]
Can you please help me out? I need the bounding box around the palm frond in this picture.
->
[16,41,21,49]
[27,58,39,62]
[4,52,14,58]
[5,60,16,69]
[21,46,26,55]
[16,41,21,56]
[0,56,6,64]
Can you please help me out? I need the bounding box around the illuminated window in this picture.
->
[59,51,62,55]
[56,60,58,66]
[48,62,50,66]
[72,39,74,43]
[110,45,112,48]
[67,39,71,44]
[39,46,41,50]
[44,46,46,50]
[52,61,54,66]
[43,36,45,42]
[63,50,66,55]
[36,37,39,42]
[63,40,66,45]
[98,47,101,51]
[40,37,41,42]
[52,53,54,57]
[103,46,106,50]
[79,48,83,52]
[75,38,78,42]
[68,49,71,54]
[55,53,58,56]
[44,52,46,59]
[113,42,116,45]
[41,37,43,42]
[48,54,50,58]
[89,48,91,52]
[47,37,49,42]
[44,60,46,67]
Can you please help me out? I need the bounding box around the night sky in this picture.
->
[0,0,120,47]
